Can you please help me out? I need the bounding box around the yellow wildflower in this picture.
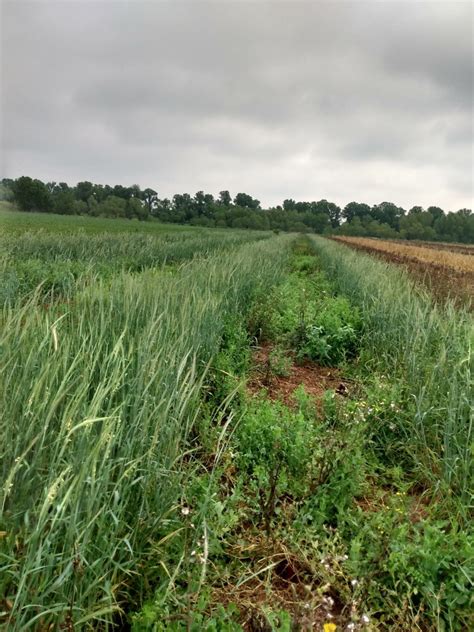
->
[324,624,337,632]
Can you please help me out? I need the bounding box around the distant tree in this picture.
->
[142,188,158,214]
[218,190,232,206]
[193,190,206,215]
[283,199,297,211]
[0,181,14,201]
[52,189,76,215]
[234,192,260,209]
[192,191,215,218]
[342,202,371,223]
[400,212,436,240]
[427,206,445,221]
[87,195,99,216]
[97,195,126,218]
[12,176,51,212]
[173,193,194,221]
[311,199,341,228]
[75,181,95,202]
[130,184,142,199]
[337,216,367,236]
[154,197,172,220]
[127,197,148,220]
[301,210,330,233]
[372,201,405,230]
[74,200,89,215]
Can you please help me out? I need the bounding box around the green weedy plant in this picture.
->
[266,266,361,365]
[0,234,292,630]
[267,346,292,377]
[345,508,474,630]
[237,399,314,536]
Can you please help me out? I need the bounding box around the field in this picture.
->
[1,212,473,631]
[333,236,474,309]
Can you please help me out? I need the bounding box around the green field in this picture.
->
[1,212,472,630]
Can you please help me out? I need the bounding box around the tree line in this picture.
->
[1,176,472,243]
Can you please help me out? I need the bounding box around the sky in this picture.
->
[1,0,472,211]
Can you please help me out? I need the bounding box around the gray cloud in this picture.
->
[1,0,472,210]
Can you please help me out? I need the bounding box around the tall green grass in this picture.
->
[0,236,291,629]
[0,230,269,304]
[311,236,473,506]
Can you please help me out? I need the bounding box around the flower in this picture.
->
[361,614,370,624]
[324,624,337,632]
[351,579,359,587]
[181,506,190,516]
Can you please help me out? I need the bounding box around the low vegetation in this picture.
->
[130,237,473,630]
[1,214,472,630]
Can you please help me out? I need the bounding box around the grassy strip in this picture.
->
[0,236,291,630]
[0,230,269,304]
[0,204,193,234]
[309,236,473,507]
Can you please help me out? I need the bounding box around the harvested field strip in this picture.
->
[333,236,474,273]
[388,238,474,256]
[333,236,473,308]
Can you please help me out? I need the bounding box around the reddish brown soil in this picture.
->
[247,344,351,408]
[333,239,474,310]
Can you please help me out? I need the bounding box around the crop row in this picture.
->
[311,236,473,503]
[0,229,269,304]
[0,235,291,629]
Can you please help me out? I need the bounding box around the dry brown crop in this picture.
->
[333,236,474,308]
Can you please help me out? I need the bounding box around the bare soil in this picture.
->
[247,344,351,408]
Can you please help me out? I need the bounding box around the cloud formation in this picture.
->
[1,0,472,210]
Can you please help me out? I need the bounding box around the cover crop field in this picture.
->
[1,212,472,631]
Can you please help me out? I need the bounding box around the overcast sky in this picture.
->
[1,1,472,210]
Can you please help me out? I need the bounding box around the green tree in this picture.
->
[218,190,232,206]
[97,195,126,218]
[283,199,297,211]
[126,197,148,220]
[75,181,95,202]
[234,192,260,209]
[142,188,158,214]
[342,201,371,223]
[52,189,76,215]
[372,201,405,230]
[12,177,51,212]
